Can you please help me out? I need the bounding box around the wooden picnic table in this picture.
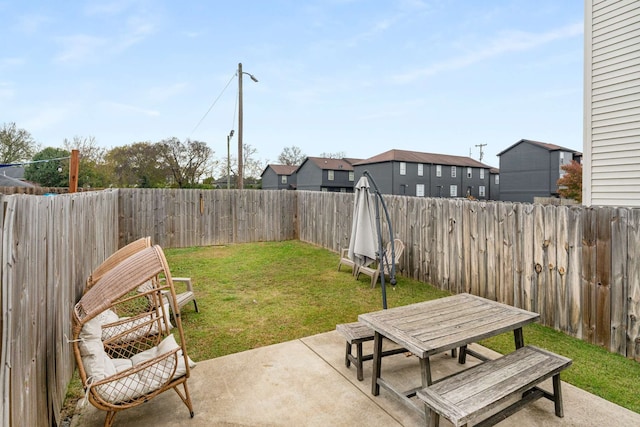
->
[358,293,540,414]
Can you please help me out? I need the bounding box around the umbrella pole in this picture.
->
[363,171,395,309]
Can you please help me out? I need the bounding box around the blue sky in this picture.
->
[1,0,584,170]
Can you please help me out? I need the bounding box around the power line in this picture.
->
[190,72,237,136]
[0,156,71,168]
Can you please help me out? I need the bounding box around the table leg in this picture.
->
[514,327,524,349]
[420,356,432,386]
[371,331,383,395]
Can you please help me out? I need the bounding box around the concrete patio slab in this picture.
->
[72,330,640,427]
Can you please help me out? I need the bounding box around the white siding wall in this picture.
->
[584,0,640,207]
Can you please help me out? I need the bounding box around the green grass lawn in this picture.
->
[165,240,640,414]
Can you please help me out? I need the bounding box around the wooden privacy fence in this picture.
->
[296,191,640,362]
[2,187,640,427]
[117,188,298,247]
[1,188,297,426]
[0,190,119,427]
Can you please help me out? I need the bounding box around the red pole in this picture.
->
[69,149,79,193]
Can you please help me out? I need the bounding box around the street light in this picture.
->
[227,129,234,189]
[237,62,258,190]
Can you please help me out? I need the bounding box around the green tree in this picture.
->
[557,160,582,203]
[0,122,39,163]
[105,142,168,188]
[157,138,213,188]
[24,147,70,187]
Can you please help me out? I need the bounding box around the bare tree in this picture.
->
[243,143,266,179]
[62,135,110,188]
[0,122,39,163]
[278,146,306,165]
[318,151,346,159]
[63,135,105,163]
[157,137,213,188]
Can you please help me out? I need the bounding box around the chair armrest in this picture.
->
[340,248,349,258]
[172,277,193,292]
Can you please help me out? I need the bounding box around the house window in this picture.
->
[495,175,500,184]
[480,169,485,179]
[321,187,328,192]
[450,185,457,197]
[436,165,442,177]
[281,175,287,184]
[400,162,406,175]
[328,170,334,181]
[348,171,354,181]
[451,166,457,178]
[467,167,472,178]
[417,164,424,176]
[340,188,347,193]
[416,184,425,197]
[479,186,486,197]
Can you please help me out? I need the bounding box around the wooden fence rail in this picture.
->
[1,188,640,427]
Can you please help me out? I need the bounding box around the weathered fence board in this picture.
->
[628,208,640,361]
[611,208,628,355]
[567,206,583,337]
[477,202,488,299]
[521,204,534,311]
[583,207,597,345]
[556,206,569,333]
[596,207,612,348]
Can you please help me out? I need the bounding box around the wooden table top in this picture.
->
[358,293,540,358]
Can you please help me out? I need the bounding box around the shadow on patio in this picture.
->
[71,330,640,427]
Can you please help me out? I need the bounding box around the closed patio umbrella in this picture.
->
[348,176,378,268]
[348,172,396,309]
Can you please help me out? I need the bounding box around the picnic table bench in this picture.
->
[336,322,407,381]
[417,345,572,427]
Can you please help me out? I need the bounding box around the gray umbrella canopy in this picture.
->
[348,176,378,268]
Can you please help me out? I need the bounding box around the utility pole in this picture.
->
[238,62,244,190]
[475,143,487,162]
[237,62,258,190]
[227,130,234,189]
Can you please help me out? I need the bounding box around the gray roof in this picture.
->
[0,173,34,188]
[497,139,582,156]
[354,149,494,168]
[269,165,298,175]
[304,157,355,171]
[0,165,25,179]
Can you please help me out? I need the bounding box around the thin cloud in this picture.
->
[22,105,75,131]
[0,57,25,68]
[148,82,188,102]
[84,0,137,16]
[104,101,160,117]
[393,22,583,83]
[0,82,15,101]
[14,14,52,34]
[53,17,156,63]
[54,34,108,63]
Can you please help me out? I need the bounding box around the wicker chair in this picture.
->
[85,237,151,292]
[86,237,199,322]
[72,245,195,427]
